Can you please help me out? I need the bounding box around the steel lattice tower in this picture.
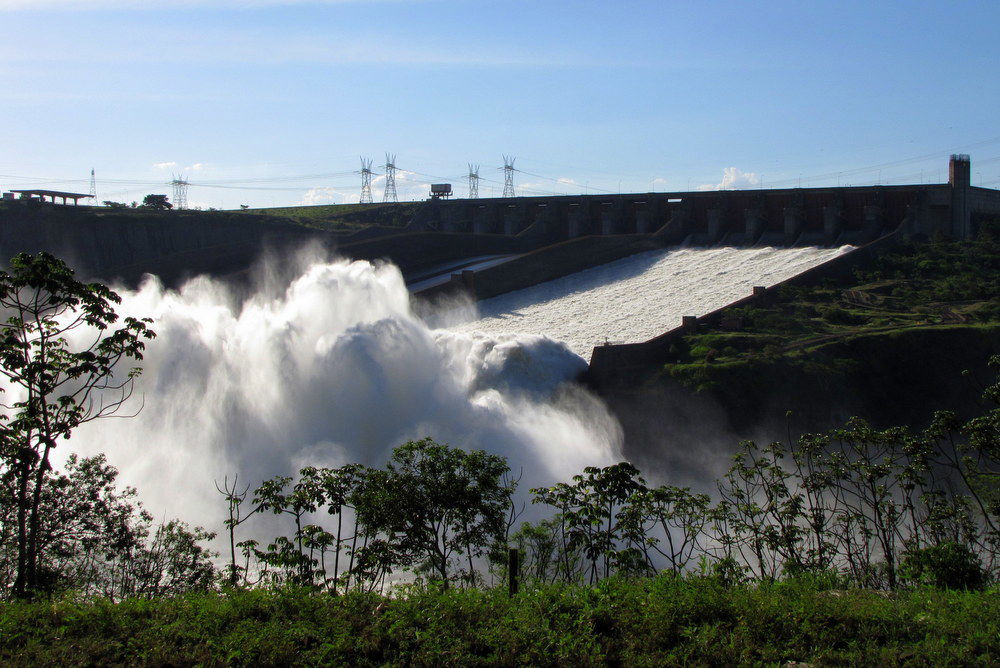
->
[467,163,480,199]
[171,175,189,210]
[502,155,516,198]
[382,153,398,203]
[359,157,374,204]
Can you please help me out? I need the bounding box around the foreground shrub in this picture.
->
[900,542,988,591]
[1,578,998,666]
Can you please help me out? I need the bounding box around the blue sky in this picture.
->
[2,0,999,208]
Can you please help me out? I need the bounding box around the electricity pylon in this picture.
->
[359,157,374,204]
[467,163,480,199]
[502,155,516,198]
[382,153,398,203]
[171,175,189,209]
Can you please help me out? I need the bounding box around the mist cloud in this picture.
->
[698,167,760,191]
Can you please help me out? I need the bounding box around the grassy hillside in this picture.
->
[2,578,997,665]
[662,233,1000,414]
[245,202,422,232]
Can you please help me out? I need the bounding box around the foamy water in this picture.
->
[453,246,853,357]
[7,245,850,536]
[28,254,622,529]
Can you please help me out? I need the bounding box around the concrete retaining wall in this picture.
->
[415,234,667,301]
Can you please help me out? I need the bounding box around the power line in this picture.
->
[514,167,617,194]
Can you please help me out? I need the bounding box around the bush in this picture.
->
[817,304,857,325]
[900,542,987,591]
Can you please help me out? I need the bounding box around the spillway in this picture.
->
[451,246,853,357]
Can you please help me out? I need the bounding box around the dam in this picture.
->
[0,155,997,530]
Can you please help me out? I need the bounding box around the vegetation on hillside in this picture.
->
[245,201,422,232]
[668,230,1000,389]
[3,579,998,665]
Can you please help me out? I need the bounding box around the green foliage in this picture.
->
[0,453,216,599]
[900,542,986,590]
[357,438,515,587]
[140,194,172,210]
[231,439,516,592]
[1,579,998,665]
[0,252,155,598]
[532,463,651,583]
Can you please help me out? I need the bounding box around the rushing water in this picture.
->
[45,245,848,528]
[58,254,621,526]
[452,246,854,356]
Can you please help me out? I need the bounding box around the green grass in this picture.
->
[245,202,421,232]
[2,578,998,665]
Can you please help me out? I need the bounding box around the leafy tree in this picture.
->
[241,463,368,591]
[140,194,172,210]
[532,462,649,583]
[354,438,514,588]
[633,485,711,575]
[0,252,154,598]
[509,517,568,584]
[250,472,323,586]
[0,454,216,599]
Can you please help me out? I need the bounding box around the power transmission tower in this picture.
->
[88,168,96,203]
[467,163,480,199]
[171,175,189,210]
[359,157,374,204]
[382,153,398,203]
[502,155,516,198]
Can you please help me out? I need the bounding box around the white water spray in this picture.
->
[45,245,849,533]
[60,257,622,528]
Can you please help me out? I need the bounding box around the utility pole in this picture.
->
[382,153,397,203]
[171,175,189,210]
[502,155,516,198]
[467,163,480,199]
[359,157,374,204]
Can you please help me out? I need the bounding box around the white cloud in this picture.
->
[152,161,177,170]
[698,167,760,191]
[185,163,205,172]
[300,187,341,206]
